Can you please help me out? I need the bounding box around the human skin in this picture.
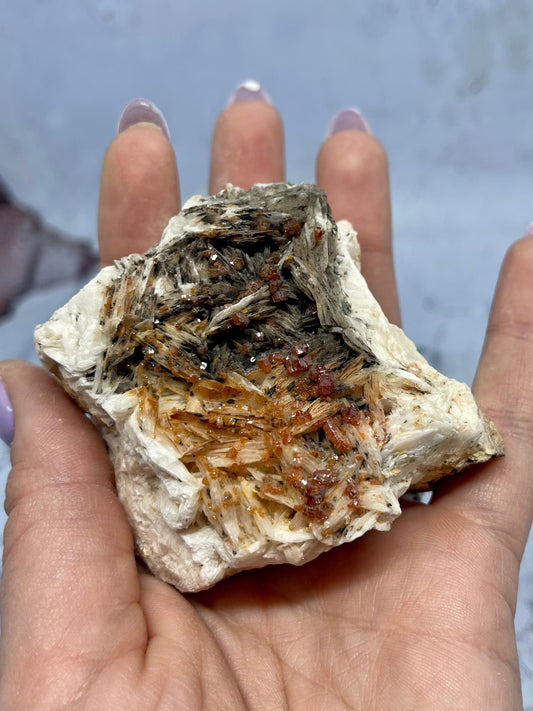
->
[0,99,532,710]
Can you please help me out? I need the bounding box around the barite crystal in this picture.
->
[34,183,504,592]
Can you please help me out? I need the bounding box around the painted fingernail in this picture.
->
[523,221,533,237]
[227,80,272,107]
[325,108,372,138]
[117,98,170,140]
[0,380,14,446]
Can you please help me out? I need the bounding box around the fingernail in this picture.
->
[0,380,14,446]
[325,108,372,138]
[227,80,272,107]
[524,221,533,237]
[117,98,170,140]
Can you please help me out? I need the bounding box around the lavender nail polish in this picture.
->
[524,221,533,237]
[325,108,372,138]
[0,380,13,446]
[227,80,272,107]
[117,98,170,140]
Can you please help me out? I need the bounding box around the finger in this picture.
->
[98,100,180,265]
[435,236,533,558]
[209,86,284,193]
[316,110,400,325]
[0,361,146,701]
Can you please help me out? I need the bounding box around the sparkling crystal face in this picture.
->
[93,185,395,545]
[34,183,503,591]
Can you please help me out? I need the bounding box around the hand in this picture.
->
[1,93,531,710]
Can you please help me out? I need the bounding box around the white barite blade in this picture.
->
[34,183,503,592]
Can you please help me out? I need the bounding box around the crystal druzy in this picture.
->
[34,183,503,592]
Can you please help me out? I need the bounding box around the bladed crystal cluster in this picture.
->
[34,183,503,591]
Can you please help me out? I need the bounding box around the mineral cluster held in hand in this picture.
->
[34,183,504,592]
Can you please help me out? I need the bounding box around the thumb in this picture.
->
[0,361,146,702]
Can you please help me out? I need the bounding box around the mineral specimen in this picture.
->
[34,183,503,592]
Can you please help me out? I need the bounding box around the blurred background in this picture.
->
[1,0,532,702]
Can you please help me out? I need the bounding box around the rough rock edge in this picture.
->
[34,183,504,592]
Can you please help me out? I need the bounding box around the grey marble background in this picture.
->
[0,0,532,705]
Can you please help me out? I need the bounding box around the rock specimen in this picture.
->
[34,183,503,592]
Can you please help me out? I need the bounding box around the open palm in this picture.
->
[1,97,531,710]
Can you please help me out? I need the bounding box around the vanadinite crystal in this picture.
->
[34,183,503,592]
